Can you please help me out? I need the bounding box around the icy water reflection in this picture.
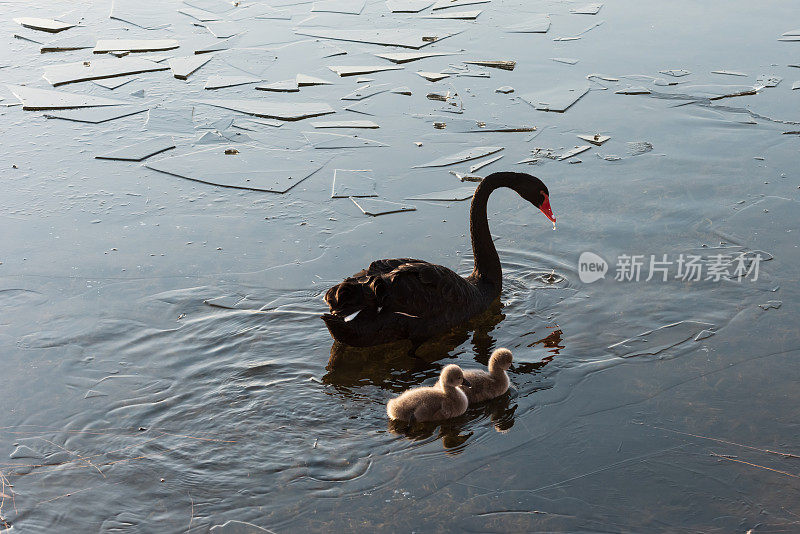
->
[1,0,799,531]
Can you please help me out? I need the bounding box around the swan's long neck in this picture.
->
[468,172,517,291]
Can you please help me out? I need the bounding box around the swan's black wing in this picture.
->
[325,259,473,315]
[323,259,482,346]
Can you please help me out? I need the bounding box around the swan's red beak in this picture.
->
[539,194,556,223]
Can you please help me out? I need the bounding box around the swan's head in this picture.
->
[488,348,514,372]
[440,364,470,388]
[516,173,555,224]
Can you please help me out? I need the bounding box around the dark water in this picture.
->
[1,0,799,532]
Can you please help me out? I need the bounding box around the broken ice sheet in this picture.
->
[93,77,138,90]
[328,65,404,77]
[627,141,653,155]
[202,22,241,39]
[311,120,379,128]
[195,99,335,120]
[145,146,327,193]
[110,0,172,29]
[204,75,261,89]
[13,17,74,33]
[406,185,475,201]
[553,20,604,41]
[351,197,416,216]
[577,133,610,145]
[331,169,377,197]
[43,57,168,86]
[312,0,366,14]
[297,74,333,86]
[755,74,782,88]
[793,81,800,90]
[96,136,175,161]
[659,69,691,77]
[341,83,390,101]
[506,14,550,33]
[711,70,748,77]
[145,106,195,133]
[417,71,450,82]
[608,321,715,358]
[375,51,456,64]
[716,197,800,277]
[178,6,221,22]
[256,79,299,92]
[40,34,96,53]
[758,300,782,311]
[184,0,235,14]
[444,118,535,132]
[7,84,129,110]
[386,0,434,12]
[464,60,515,71]
[304,132,387,148]
[431,0,488,9]
[470,154,502,172]
[615,86,651,95]
[414,146,503,168]
[558,145,591,160]
[391,86,412,95]
[194,130,252,144]
[94,39,180,53]
[296,28,460,49]
[550,57,579,65]
[44,105,148,123]
[520,84,590,113]
[570,3,602,14]
[169,55,213,80]
[423,10,482,19]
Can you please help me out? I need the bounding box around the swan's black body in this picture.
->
[322,172,555,347]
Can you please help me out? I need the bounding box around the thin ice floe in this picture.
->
[204,75,261,90]
[374,51,456,63]
[608,321,715,358]
[331,169,377,198]
[328,65,404,77]
[194,99,335,120]
[296,28,460,49]
[7,84,129,110]
[305,132,387,148]
[96,136,176,161]
[413,146,503,167]
[13,17,75,33]
[386,0,434,12]
[145,146,327,193]
[520,85,590,113]
[351,197,416,216]
[43,105,148,123]
[93,39,180,53]
[169,55,213,79]
[405,185,476,201]
[43,57,168,86]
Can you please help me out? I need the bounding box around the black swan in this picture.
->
[386,364,471,423]
[322,172,555,347]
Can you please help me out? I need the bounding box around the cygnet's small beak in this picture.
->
[461,378,472,388]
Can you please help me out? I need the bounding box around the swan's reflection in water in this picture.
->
[323,300,564,451]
